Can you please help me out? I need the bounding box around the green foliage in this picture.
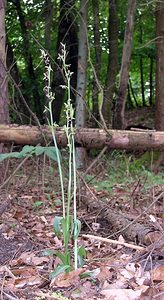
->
[87,151,164,193]
[50,264,71,279]
[32,201,44,209]
[6,0,157,122]
[0,145,58,162]
[77,246,87,267]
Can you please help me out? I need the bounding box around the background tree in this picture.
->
[113,0,137,129]
[102,0,118,127]
[43,0,53,52]
[0,0,9,183]
[75,0,88,168]
[91,0,101,126]
[4,0,161,132]
[155,0,164,131]
[0,0,9,124]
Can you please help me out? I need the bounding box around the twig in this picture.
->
[77,171,98,202]
[0,156,29,190]
[2,292,18,300]
[108,191,164,239]
[3,266,16,280]
[83,146,108,177]
[83,234,145,251]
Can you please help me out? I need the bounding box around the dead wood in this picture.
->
[0,124,164,150]
[0,196,12,216]
[82,234,145,251]
[82,190,163,246]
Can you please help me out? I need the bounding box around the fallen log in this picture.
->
[82,188,163,246]
[0,124,164,150]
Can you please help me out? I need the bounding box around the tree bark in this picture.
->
[103,0,118,127]
[0,125,164,151]
[0,0,9,183]
[129,77,138,107]
[155,1,164,131]
[75,0,88,168]
[149,56,154,106]
[92,0,101,126]
[0,0,9,124]
[154,1,164,173]
[113,0,137,129]
[140,56,145,106]
[43,0,53,51]
[82,192,162,246]
[139,18,146,107]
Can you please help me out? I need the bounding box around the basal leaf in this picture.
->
[50,264,70,279]
[73,219,81,240]
[53,216,62,236]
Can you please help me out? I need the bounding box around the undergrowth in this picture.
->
[85,150,164,193]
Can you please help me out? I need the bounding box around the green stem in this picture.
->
[49,101,65,218]
[72,135,77,269]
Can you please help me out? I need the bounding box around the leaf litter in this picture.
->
[0,156,163,300]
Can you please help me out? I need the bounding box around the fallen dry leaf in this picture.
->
[11,252,49,266]
[14,275,42,288]
[97,266,115,283]
[101,288,142,300]
[11,266,37,277]
[50,268,84,288]
[152,265,164,281]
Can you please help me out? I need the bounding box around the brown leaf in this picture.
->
[152,265,164,281]
[14,275,42,288]
[101,288,142,300]
[97,266,114,283]
[11,252,49,266]
[50,268,84,288]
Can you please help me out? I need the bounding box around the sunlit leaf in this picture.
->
[50,264,70,279]
[53,216,62,237]
[42,249,56,256]
[77,246,87,267]
[73,219,81,240]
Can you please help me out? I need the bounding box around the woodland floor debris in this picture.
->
[0,153,163,300]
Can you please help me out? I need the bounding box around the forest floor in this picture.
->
[0,107,163,300]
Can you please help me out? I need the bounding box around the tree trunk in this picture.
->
[149,56,154,106]
[139,18,145,106]
[140,57,145,106]
[0,0,9,183]
[0,125,164,151]
[52,0,78,123]
[129,77,138,107]
[14,0,43,122]
[154,1,164,173]
[113,0,137,129]
[92,0,101,126]
[155,1,164,131]
[75,0,88,168]
[43,0,53,51]
[127,83,133,108]
[102,0,118,127]
[0,0,9,124]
